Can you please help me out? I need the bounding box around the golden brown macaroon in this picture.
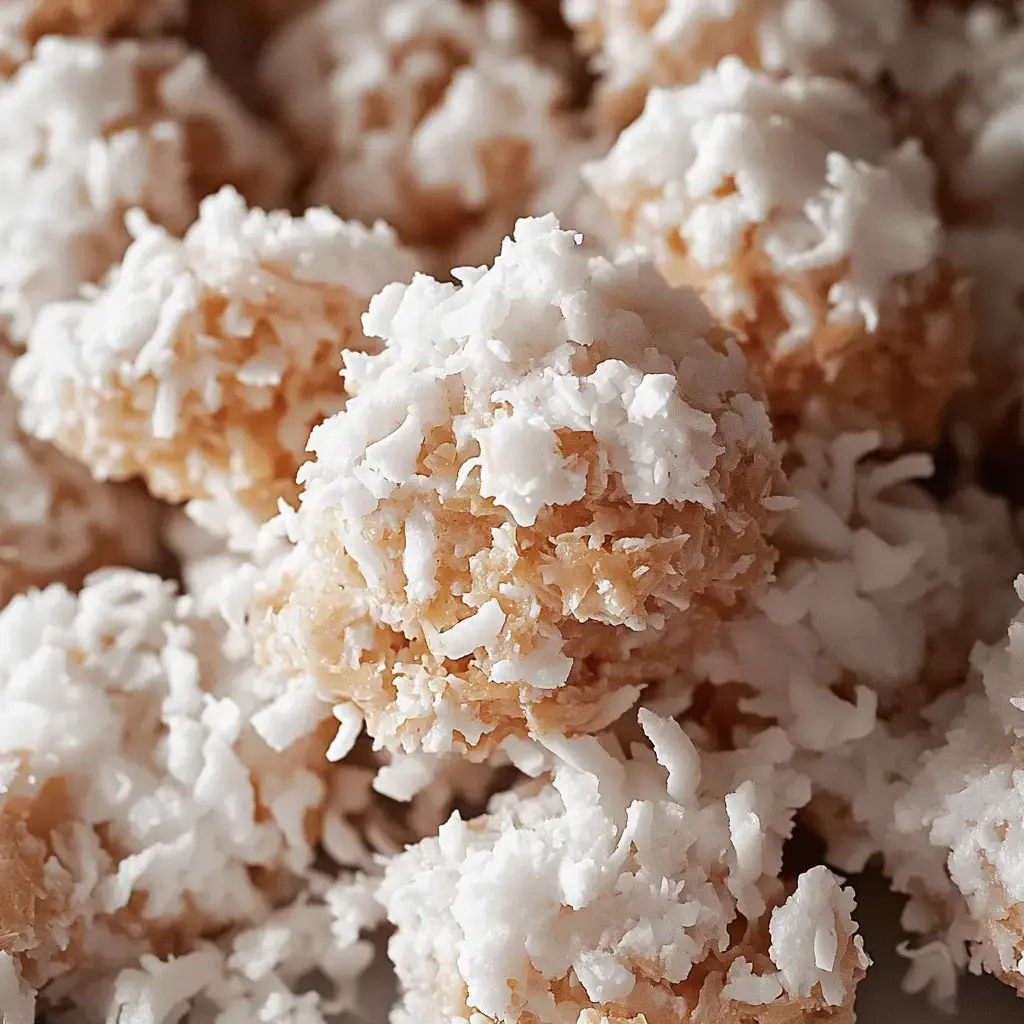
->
[12,188,417,548]
[585,58,970,447]
[379,710,868,1024]
[248,215,783,758]
[0,35,293,346]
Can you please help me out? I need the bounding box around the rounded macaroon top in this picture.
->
[381,709,867,1024]
[260,0,576,267]
[12,187,418,548]
[252,214,783,757]
[0,35,293,345]
[563,0,909,127]
[585,57,968,446]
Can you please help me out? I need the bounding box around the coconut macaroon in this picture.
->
[380,709,868,1024]
[0,36,292,347]
[563,0,908,128]
[260,0,575,268]
[25,870,382,1023]
[696,428,1021,745]
[0,352,163,609]
[886,6,1024,450]
[12,188,418,549]
[0,568,371,1008]
[681,425,1022,1003]
[889,2,1024,226]
[585,58,970,446]
[247,215,784,758]
[690,427,1020,961]
[0,0,185,73]
[892,576,1024,997]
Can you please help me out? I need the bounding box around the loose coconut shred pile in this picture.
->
[7,2,1024,1023]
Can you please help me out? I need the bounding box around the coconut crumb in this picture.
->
[563,0,909,128]
[248,215,783,757]
[697,429,1021,745]
[380,710,867,1023]
[260,0,577,268]
[0,36,293,346]
[689,426,1019,1003]
[585,58,970,446]
[35,869,383,1022]
[13,187,418,548]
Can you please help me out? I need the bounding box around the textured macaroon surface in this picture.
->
[563,0,909,127]
[248,215,784,757]
[261,0,578,268]
[0,350,164,609]
[381,708,868,1024]
[4,0,1024,1017]
[13,187,418,549]
[891,576,1024,995]
[0,567,390,1020]
[0,0,186,72]
[0,35,292,347]
[585,57,970,445]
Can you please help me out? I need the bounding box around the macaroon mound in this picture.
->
[0,351,163,609]
[380,709,868,1024]
[563,0,908,128]
[0,569,358,1011]
[248,215,784,758]
[585,58,970,446]
[260,0,576,268]
[0,35,292,346]
[894,577,1024,996]
[0,0,185,72]
[12,188,418,548]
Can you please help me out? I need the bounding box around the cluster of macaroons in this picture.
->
[8,0,1024,1021]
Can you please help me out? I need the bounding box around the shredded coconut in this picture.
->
[696,428,1021,747]
[893,575,1024,994]
[249,215,783,756]
[0,36,292,346]
[0,350,163,609]
[585,57,969,445]
[13,187,417,548]
[563,0,909,127]
[380,710,868,1023]
[691,424,1020,1004]
[0,0,186,73]
[261,0,576,267]
[0,569,354,1001]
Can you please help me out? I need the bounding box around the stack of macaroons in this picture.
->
[5,1,1024,1022]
